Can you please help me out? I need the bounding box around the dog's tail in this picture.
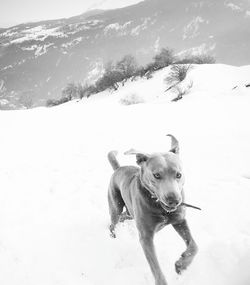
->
[108,151,120,171]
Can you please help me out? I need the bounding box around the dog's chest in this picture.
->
[155,214,171,231]
[155,208,186,232]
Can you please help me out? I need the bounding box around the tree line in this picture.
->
[47,48,215,107]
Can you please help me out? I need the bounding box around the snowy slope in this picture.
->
[0,64,250,285]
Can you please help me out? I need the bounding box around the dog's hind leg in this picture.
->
[108,185,125,238]
[172,219,198,274]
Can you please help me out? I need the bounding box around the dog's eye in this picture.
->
[153,173,161,179]
[176,172,182,179]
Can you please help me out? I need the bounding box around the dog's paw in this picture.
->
[175,259,185,274]
[109,225,116,238]
[175,252,194,274]
[110,231,116,238]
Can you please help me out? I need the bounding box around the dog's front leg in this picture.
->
[172,219,198,274]
[139,230,167,285]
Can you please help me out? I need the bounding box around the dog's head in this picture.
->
[125,135,184,212]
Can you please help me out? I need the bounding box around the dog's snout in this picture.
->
[165,193,181,207]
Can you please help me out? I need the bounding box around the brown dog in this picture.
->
[107,135,198,285]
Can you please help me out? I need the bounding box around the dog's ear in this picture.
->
[124,149,149,165]
[167,134,180,154]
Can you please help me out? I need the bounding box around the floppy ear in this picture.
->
[124,148,149,165]
[167,134,180,154]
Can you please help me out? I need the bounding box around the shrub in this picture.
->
[46,96,71,107]
[95,61,121,91]
[116,55,138,80]
[61,82,98,101]
[46,99,57,107]
[176,53,216,64]
[95,55,138,91]
[152,48,175,70]
[165,64,192,88]
[120,93,145,105]
[171,80,193,102]
[62,82,80,100]
[79,84,98,98]
[193,54,216,64]
[132,48,175,80]
[132,65,153,80]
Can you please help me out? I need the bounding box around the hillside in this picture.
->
[0,0,250,108]
[0,64,250,285]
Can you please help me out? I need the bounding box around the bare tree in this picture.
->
[165,64,192,91]
[62,82,80,100]
[116,55,138,80]
[153,47,175,69]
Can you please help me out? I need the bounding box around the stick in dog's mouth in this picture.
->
[181,202,202,211]
[159,200,202,212]
[153,194,201,212]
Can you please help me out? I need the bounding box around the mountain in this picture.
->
[0,0,250,109]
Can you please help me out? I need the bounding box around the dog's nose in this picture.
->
[165,193,181,207]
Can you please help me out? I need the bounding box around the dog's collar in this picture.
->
[138,176,158,199]
[141,182,158,200]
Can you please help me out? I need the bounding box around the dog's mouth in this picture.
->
[151,193,201,212]
[149,194,180,213]
[159,201,179,213]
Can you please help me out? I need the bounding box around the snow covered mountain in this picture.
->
[0,63,250,285]
[0,0,250,108]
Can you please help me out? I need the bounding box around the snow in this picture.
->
[0,64,250,285]
[21,43,55,57]
[131,18,151,36]
[154,37,160,52]
[0,65,13,71]
[226,3,242,12]
[35,43,54,57]
[61,37,83,50]
[85,60,104,84]
[9,25,67,44]
[183,16,206,40]
[104,22,132,36]
[225,3,250,18]
[68,20,103,35]
[0,27,18,38]
[95,0,143,10]
[21,45,38,51]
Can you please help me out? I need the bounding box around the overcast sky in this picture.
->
[0,0,143,28]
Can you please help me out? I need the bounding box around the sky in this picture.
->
[0,0,143,28]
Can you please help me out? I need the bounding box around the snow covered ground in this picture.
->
[0,64,250,285]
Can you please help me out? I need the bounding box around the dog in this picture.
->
[107,135,198,285]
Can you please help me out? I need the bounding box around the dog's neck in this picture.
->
[138,171,170,212]
[138,171,157,198]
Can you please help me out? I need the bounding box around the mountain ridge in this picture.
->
[0,0,249,109]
